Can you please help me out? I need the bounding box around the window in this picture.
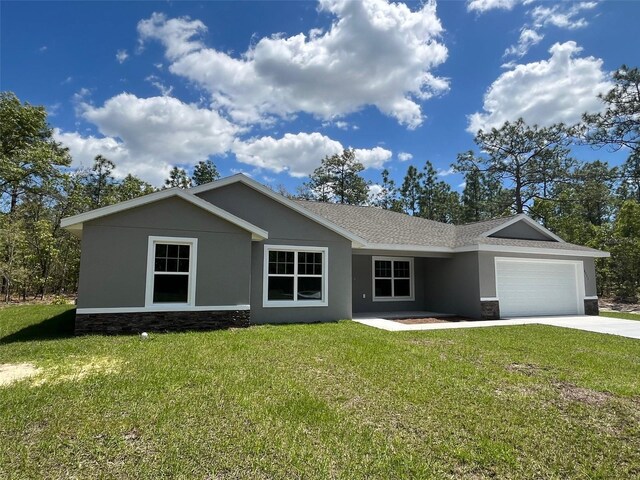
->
[372,256,414,301]
[263,245,328,307]
[145,236,197,307]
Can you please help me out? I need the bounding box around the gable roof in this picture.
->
[189,174,368,246]
[294,200,608,257]
[60,188,268,241]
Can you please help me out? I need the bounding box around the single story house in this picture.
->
[61,174,609,334]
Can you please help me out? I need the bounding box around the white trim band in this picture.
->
[583,296,599,300]
[76,305,251,315]
[480,297,499,302]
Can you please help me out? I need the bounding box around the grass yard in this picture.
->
[1,306,639,479]
[601,310,640,321]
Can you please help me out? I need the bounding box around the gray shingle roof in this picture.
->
[295,200,603,254]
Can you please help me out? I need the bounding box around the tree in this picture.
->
[0,92,71,213]
[165,166,192,189]
[192,160,220,186]
[86,155,116,208]
[117,174,155,201]
[456,118,573,214]
[418,161,460,223]
[399,165,422,215]
[371,169,403,211]
[304,149,369,204]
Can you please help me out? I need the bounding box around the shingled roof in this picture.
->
[295,200,604,255]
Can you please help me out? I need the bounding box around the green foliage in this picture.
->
[192,160,220,186]
[304,149,370,204]
[164,166,192,189]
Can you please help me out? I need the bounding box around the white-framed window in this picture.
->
[263,245,328,307]
[145,236,198,307]
[372,256,414,302]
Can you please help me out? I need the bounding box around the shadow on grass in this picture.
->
[0,309,75,344]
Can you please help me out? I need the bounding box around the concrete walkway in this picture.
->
[353,315,640,340]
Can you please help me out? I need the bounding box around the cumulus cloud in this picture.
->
[468,41,611,133]
[55,93,240,185]
[232,132,392,177]
[116,49,129,63]
[398,152,413,162]
[138,0,448,128]
[504,27,544,58]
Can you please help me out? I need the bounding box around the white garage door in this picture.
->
[495,258,584,317]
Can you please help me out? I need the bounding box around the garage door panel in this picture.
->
[496,259,582,317]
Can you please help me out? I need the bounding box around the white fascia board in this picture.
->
[357,243,453,254]
[189,174,368,247]
[481,214,565,243]
[455,244,610,258]
[60,187,268,241]
[76,305,251,314]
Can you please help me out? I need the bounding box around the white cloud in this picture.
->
[145,75,173,96]
[116,49,129,64]
[468,41,611,133]
[504,27,543,58]
[398,152,413,162]
[467,0,520,13]
[437,167,455,177]
[55,93,240,185]
[138,1,448,129]
[531,2,597,30]
[502,1,597,58]
[232,132,391,178]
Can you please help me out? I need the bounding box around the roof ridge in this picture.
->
[456,214,517,227]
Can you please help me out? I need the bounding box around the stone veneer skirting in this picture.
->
[584,298,599,316]
[480,300,501,320]
[75,310,251,335]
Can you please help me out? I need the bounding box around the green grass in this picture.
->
[1,306,639,479]
[601,310,640,321]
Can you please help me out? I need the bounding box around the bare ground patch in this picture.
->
[32,356,122,386]
[394,316,471,325]
[0,363,41,386]
[553,381,614,406]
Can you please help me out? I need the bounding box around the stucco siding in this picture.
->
[77,196,252,309]
[490,221,554,241]
[423,253,481,318]
[198,183,352,323]
[352,255,428,313]
[478,252,597,298]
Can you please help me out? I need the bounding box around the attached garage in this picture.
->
[495,258,585,317]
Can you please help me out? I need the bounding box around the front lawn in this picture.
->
[601,310,640,321]
[1,306,638,479]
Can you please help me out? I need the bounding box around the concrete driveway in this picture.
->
[353,315,640,340]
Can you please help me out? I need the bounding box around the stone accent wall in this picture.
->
[75,310,251,335]
[480,300,500,320]
[584,298,599,316]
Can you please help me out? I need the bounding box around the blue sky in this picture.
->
[2,0,638,192]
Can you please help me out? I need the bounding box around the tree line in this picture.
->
[1,65,638,301]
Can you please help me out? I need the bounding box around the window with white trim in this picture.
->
[263,246,328,307]
[372,256,414,301]
[146,237,197,306]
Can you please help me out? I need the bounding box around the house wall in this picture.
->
[477,252,597,298]
[352,255,428,313]
[490,222,555,241]
[197,183,352,323]
[77,196,252,309]
[423,253,482,318]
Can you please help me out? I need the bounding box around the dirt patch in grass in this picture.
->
[599,298,640,314]
[0,363,41,386]
[553,381,613,406]
[32,356,122,386]
[394,316,471,324]
[506,363,550,376]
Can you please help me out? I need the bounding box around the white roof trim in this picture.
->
[454,244,610,258]
[356,242,608,257]
[481,214,565,243]
[189,174,368,247]
[60,188,268,241]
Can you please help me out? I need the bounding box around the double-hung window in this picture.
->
[263,245,328,307]
[145,236,197,307]
[372,256,414,301]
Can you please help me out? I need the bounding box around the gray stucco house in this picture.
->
[61,174,609,334]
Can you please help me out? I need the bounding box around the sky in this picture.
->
[2,0,639,192]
